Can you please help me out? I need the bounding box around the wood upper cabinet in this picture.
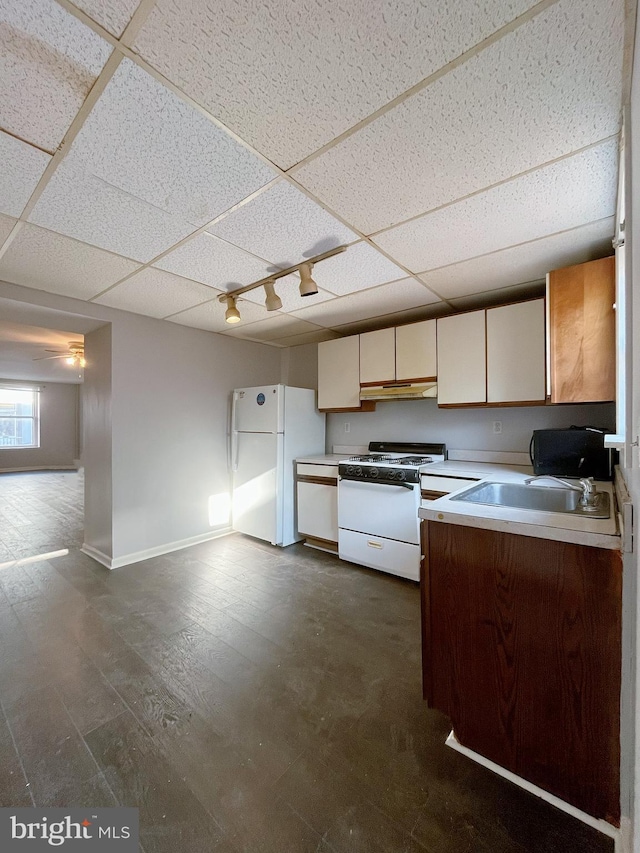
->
[436,310,486,405]
[396,319,436,381]
[421,520,622,823]
[318,336,360,410]
[547,256,615,403]
[486,299,546,403]
[359,328,395,384]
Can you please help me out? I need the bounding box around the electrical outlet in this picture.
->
[493,421,502,434]
[344,422,351,433]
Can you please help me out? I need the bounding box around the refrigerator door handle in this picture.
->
[230,391,239,472]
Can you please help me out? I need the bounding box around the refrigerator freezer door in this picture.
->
[232,432,284,545]
[233,385,284,433]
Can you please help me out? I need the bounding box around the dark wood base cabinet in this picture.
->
[420,521,622,824]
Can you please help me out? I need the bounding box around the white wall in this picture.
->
[280,343,319,390]
[83,324,112,560]
[0,380,79,471]
[327,399,616,455]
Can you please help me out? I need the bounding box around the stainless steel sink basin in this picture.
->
[451,481,610,518]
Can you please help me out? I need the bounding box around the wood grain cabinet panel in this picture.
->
[421,521,621,823]
[547,256,615,403]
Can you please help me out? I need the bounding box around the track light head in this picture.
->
[224,295,241,324]
[263,279,282,311]
[298,263,318,297]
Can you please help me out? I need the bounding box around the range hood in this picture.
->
[359,381,438,401]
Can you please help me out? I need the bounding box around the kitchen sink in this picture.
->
[451,481,611,519]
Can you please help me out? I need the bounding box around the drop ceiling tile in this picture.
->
[418,218,615,300]
[290,278,439,328]
[71,0,140,36]
[0,213,17,244]
[0,223,140,299]
[294,0,624,233]
[29,158,196,262]
[134,0,537,169]
[67,59,276,226]
[373,140,618,273]
[221,316,322,342]
[156,232,275,290]
[93,267,218,317]
[169,294,266,333]
[286,242,406,297]
[1,0,113,150]
[207,181,358,266]
[0,131,50,217]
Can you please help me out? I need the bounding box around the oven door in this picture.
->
[338,478,420,544]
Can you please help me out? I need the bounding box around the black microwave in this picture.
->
[529,427,616,480]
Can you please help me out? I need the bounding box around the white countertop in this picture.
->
[419,461,620,550]
[296,454,344,465]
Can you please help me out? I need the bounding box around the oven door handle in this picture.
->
[341,477,415,490]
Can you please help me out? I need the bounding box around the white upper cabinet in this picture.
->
[318,335,361,410]
[359,328,395,383]
[436,311,487,405]
[486,300,546,403]
[396,319,437,381]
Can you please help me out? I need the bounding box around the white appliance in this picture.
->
[338,442,446,581]
[231,384,325,546]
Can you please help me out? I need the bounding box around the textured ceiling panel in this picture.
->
[71,0,140,36]
[418,218,615,300]
[373,140,618,273]
[67,59,276,227]
[291,242,407,296]
[0,0,112,150]
[294,0,624,233]
[156,232,275,290]
[291,278,440,327]
[0,131,51,217]
[93,267,218,317]
[207,181,358,267]
[221,316,323,342]
[133,0,538,169]
[0,213,17,244]
[0,223,140,299]
[29,159,196,262]
[168,294,266,332]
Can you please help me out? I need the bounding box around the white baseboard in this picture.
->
[81,527,234,570]
[445,731,620,848]
[0,465,78,473]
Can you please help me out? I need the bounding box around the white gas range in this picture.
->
[337,442,446,581]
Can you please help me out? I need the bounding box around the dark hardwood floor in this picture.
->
[0,471,614,852]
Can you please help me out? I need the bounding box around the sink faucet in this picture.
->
[524,475,599,507]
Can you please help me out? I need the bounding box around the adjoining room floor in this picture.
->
[0,472,613,852]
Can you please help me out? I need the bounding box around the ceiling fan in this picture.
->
[33,341,86,367]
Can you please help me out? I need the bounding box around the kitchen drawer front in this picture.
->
[420,475,479,494]
[297,463,338,479]
[338,529,420,581]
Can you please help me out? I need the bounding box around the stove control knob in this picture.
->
[369,467,379,478]
[387,470,396,480]
[346,465,355,475]
[396,470,406,481]
[355,466,363,477]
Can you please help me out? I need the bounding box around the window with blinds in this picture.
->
[0,386,40,449]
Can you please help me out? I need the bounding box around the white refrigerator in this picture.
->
[230,385,325,546]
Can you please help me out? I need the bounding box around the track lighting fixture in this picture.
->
[263,279,282,311]
[224,295,241,324]
[298,263,318,297]
[218,245,347,322]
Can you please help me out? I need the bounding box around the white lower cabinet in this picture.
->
[296,463,338,549]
